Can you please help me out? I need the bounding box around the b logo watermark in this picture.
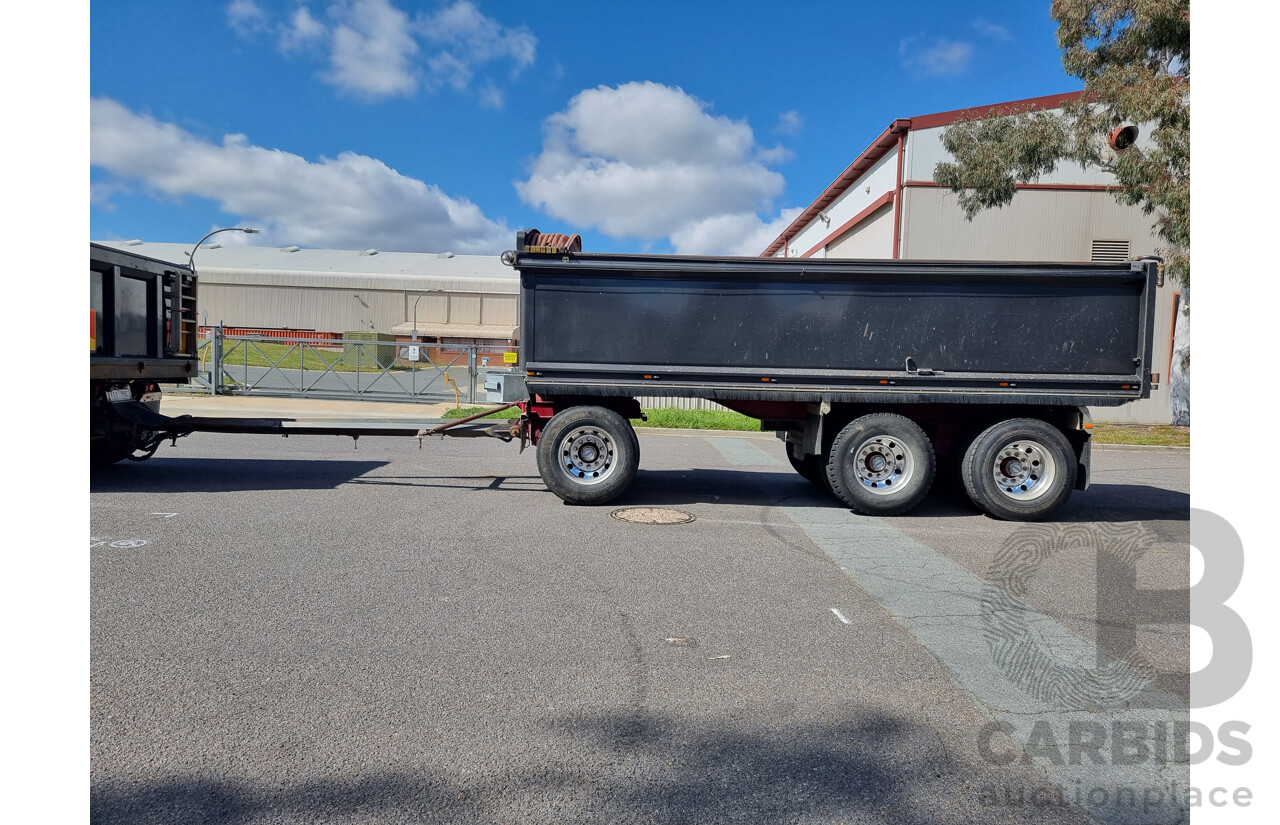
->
[973,509,1255,818]
[981,508,1251,710]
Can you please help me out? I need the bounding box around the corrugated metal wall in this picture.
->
[900,187,1161,262]
[904,121,1156,186]
[900,186,1175,424]
[199,283,517,336]
[825,203,895,258]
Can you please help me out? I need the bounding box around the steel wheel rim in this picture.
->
[557,426,617,486]
[849,434,914,496]
[991,438,1057,501]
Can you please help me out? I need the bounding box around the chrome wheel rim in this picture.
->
[557,426,617,486]
[991,439,1057,501]
[849,434,914,496]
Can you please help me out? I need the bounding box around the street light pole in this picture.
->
[187,228,259,397]
[187,226,260,276]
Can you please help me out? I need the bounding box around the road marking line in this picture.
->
[695,518,803,529]
[830,607,851,624]
[706,437,783,467]
[783,503,1188,825]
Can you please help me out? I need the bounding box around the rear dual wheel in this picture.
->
[825,413,935,516]
[961,418,1076,521]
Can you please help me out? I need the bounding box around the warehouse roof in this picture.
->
[92,241,517,294]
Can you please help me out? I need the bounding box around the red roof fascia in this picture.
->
[907,90,1085,130]
[762,119,910,257]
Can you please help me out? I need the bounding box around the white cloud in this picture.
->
[418,1,536,79]
[227,0,268,36]
[90,98,509,253]
[776,110,803,135]
[972,19,1012,41]
[899,35,973,77]
[756,144,794,165]
[327,0,419,98]
[516,82,788,244]
[90,182,126,212]
[477,81,504,110]
[279,5,326,52]
[229,1,535,104]
[426,50,472,92]
[670,208,803,257]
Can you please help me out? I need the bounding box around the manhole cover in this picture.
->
[610,507,696,525]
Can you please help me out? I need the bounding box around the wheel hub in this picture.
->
[991,439,1057,501]
[560,427,615,484]
[850,436,914,496]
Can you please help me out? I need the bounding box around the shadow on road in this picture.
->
[90,458,391,493]
[614,469,1188,523]
[91,710,1089,825]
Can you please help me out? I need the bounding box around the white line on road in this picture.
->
[695,518,804,529]
[830,607,851,624]
[706,437,783,467]
[783,503,1188,825]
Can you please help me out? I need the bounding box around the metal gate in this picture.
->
[198,328,518,404]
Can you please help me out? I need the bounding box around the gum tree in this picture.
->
[933,0,1189,424]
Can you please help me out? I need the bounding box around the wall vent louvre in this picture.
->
[1091,239,1131,263]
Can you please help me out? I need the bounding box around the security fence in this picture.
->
[185,328,732,410]
[195,328,519,404]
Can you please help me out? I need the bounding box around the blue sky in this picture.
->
[90,1,1081,256]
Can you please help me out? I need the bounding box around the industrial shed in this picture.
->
[93,241,519,350]
[763,91,1179,424]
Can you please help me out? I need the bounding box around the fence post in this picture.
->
[211,324,223,396]
[467,346,477,403]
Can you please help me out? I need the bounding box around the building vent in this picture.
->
[1091,239,1131,263]
[281,245,300,253]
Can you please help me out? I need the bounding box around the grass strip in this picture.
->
[1090,424,1189,447]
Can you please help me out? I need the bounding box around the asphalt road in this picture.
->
[91,429,1190,825]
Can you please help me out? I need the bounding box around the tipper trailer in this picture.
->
[90,232,1164,521]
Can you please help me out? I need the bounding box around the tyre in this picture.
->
[536,406,640,505]
[961,418,1077,521]
[786,448,826,486]
[90,439,132,468]
[825,413,935,515]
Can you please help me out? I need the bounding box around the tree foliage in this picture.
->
[933,0,1189,283]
